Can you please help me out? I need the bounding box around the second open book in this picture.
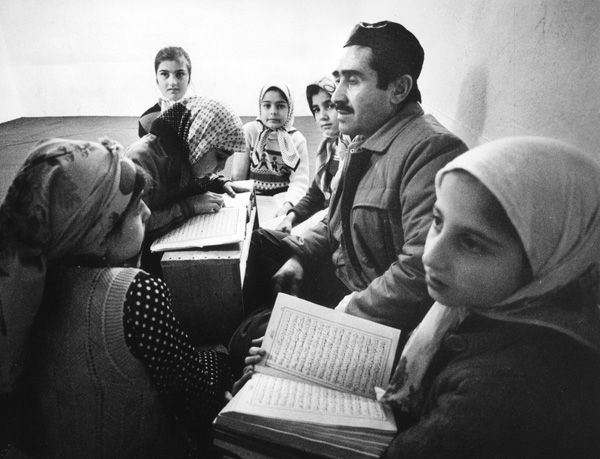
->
[214,293,401,458]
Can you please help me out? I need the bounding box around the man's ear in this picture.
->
[389,75,413,105]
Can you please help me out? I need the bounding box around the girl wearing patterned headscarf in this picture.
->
[231,80,309,217]
[127,95,246,242]
[380,137,600,458]
[0,139,232,458]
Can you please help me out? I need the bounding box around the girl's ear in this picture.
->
[389,75,413,105]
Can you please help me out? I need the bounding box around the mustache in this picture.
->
[334,102,353,113]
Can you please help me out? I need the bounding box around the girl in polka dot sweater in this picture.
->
[1,139,231,458]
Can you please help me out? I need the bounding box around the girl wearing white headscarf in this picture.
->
[381,137,600,458]
[0,139,232,458]
[232,80,309,217]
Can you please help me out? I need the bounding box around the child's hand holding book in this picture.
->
[231,337,265,396]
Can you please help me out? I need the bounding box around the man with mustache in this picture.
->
[239,21,467,354]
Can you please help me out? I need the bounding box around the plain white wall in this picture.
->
[0,20,21,122]
[403,0,600,152]
[0,0,387,119]
[1,0,599,156]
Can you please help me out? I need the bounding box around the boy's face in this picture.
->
[260,89,289,130]
[422,172,529,309]
[310,89,340,138]
[332,45,396,138]
[156,59,190,102]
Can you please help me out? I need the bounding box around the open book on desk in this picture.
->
[150,181,254,252]
[214,293,401,459]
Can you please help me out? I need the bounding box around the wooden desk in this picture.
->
[160,202,256,345]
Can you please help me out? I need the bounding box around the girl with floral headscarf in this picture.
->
[380,137,600,458]
[231,80,309,217]
[0,139,232,458]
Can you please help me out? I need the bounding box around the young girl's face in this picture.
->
[190,147,231,178]
[260,89,289,130]
[310,89,340,138]
[156,58,190,102]
[422,171,530,309]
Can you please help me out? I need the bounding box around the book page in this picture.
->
[222,191,252,209]
[256,193,287,227]
[256,294,400,399]
[150,206,246,252]
[221,373,396,432]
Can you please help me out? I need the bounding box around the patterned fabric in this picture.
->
[305,75,336,110]
[0,138,137,392]
[158,86,194,112]
[245,120,309,202]
[158,95,245,166]
[382,136,600,410]
[124,271,232,441]
[250,80,300,170]
[316,135,348,202]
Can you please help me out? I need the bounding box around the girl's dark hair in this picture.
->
[154,46,192,78]
[306,85,326,114]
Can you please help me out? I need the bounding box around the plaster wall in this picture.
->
[0,20,21,123]
[1,0,599,156]
[392,0,600,152]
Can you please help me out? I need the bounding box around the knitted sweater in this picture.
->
[244,120,309,205]
[27,267,187,459]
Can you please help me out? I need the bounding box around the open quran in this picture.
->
[213,293,401,459]
[150,183,253,252]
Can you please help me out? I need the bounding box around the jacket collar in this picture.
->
[355,102,424,154]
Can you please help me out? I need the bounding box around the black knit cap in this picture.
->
[345,20,424,82]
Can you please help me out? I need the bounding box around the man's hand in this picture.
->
[275,201,294,218]
[272,256,304,296]
[184,192,224,214]
[335,292,355,313]
[275,214,296,234]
